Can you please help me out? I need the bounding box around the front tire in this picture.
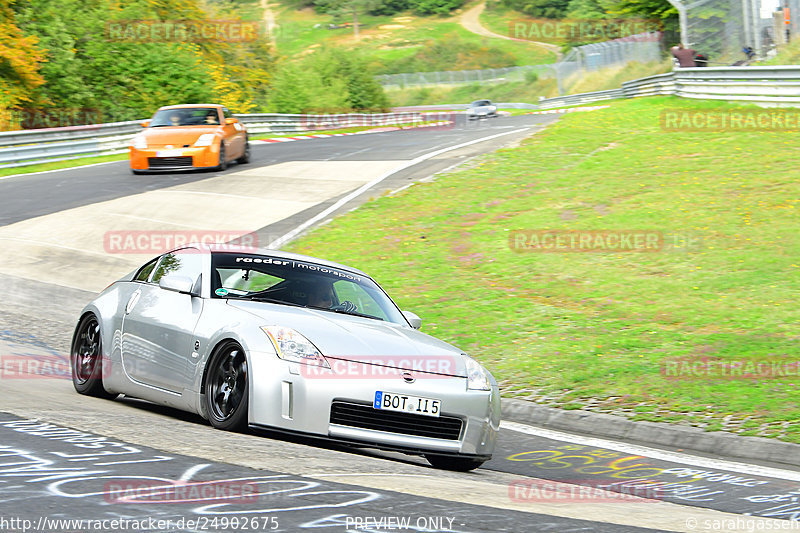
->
[237,140,250,165]
[70,314,115,398]
[216,143,227,171]
[204,341,249,431]
[425,454,486,471]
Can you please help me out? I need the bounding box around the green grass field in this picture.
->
[287,96,800,442]
[273,6,555,73]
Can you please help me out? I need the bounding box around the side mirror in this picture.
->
[403,311,422,330]
[225,117,238,125]
[159,274,196,295]
[140,121,149,128]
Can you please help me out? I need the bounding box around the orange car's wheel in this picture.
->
[216,143,227,171]
[237,139,250,165]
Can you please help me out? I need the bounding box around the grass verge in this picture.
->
[0,153,126,178]
[287,96,800,442]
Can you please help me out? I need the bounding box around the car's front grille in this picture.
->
[330,401,463,441]
[148,156,193,168]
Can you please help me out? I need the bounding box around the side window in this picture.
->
[134,257,159,282]
[222,107,233,119]
[151,249,203,285]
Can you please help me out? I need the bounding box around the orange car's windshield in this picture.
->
[150,108,221,127]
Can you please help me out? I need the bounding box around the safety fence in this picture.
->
[377,32,662,90]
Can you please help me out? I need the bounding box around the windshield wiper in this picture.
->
[231,295,304,307]
[327,307,384,321]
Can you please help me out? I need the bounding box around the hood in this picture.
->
[140,126,220,146]
[227,300,469,377]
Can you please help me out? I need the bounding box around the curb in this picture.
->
[253,120,453,144]
[501,398,800,468]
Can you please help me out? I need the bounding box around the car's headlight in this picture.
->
[466,108,475,114]
[194,134,216,147]
[465,357,491,391]
[132,134,147,149]
[261,326,330,368]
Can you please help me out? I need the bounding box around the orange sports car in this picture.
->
[130,104,250,174]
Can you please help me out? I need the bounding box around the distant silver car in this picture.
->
[71,243,500,470]
[466,100,498,119]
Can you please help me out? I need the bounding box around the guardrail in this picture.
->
[392,103,538,111]
[536,89,626,109]
[0,112,434,169]
[538,66,800,108]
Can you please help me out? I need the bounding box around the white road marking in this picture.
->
[112,213,212,229]
[268,128,531,248]
[159,189,269,201]
[0,237,109,257]
[501,421,800,482]
[179,463,210,482]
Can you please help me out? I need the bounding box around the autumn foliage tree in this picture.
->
[6,0,274,125]
[0,0,46,128]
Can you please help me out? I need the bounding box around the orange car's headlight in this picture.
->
[132,134,147,150]
[194,134,215,147]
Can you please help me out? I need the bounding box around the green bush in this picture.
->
[268,48,388,113]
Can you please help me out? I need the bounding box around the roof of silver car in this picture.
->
[176,242,369,277]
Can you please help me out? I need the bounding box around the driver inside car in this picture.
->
[307,282,357,313]
[204,110,219,125]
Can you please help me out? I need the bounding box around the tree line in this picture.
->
[0,0,675,128]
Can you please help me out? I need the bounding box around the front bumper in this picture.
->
[246,351,500,458]
[129,145,219,171]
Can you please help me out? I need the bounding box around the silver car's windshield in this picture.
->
[210,253,407,324]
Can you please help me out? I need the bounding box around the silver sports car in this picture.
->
[466,100,498,120]
[71,243,500,470]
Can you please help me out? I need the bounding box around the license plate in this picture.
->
[374,391,440,417]
[156,149,183,157]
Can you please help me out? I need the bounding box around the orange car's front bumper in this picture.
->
[129,145,220,171]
